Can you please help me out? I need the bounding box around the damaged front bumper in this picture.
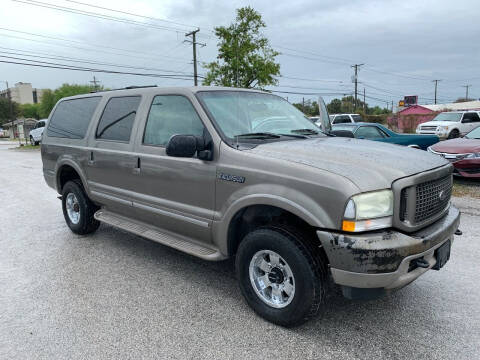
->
[317,206,460,298]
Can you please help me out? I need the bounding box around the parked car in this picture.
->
[41,86,460,326]
[330,113,363,124]
[416,111,480,139]
[428,126,480,178]
[331,122,439,150]
[29,119,48,145]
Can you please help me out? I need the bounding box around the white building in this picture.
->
[0,82,46,104]
[422,100,480,112]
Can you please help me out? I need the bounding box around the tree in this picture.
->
[20,103,41,119]
[203,6,280,89]
[0,98,20,126]
[292,99,319,116]
[454,98,469,103]
[327,98,342,114]
[39,89,56,118]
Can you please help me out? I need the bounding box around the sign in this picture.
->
[399,100,405,107]
[404,95,418,106]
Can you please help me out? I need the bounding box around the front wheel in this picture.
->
[61,180,100,235]
[236,227,327,327]
[447,129,460,139]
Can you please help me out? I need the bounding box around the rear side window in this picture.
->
[333,115,351,124]
[47,97,101,139]
[143,95,204,146]
[96,96,141,142]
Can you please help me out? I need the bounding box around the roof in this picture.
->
[422,100,480,112]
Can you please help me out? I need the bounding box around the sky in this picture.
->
[0,0,479,108]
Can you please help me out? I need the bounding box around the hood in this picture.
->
[431,138,480,154]
[420,121,458,127]
[247,137,449,191]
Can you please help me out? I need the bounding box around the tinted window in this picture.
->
[144,95,204,146]
[96,96,141,142]
[333,115,351,124]
[37,121,45,128]
[351,115,363,122]
[47,97,101,139]
[355,126,385,139]
[462,112,480,123]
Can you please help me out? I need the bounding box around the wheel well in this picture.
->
[227,205,321,257]
[58,165,81,191]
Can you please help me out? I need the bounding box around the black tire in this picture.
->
[61,180,100,235]
[447,129,459,139]
[30,136,35,146]
[236,226,327,327]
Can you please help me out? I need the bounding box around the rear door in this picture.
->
[461,112,480,134]
[131,93,216,244]
[85,95,144,216]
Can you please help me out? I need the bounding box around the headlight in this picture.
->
[465,153,480,159]
[342,190,393,232]
[438,126,448,131]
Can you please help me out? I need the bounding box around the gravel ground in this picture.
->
[0,146,479,360]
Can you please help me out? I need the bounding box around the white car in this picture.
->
[29,119,48,145]
[330,113,363,124]
[416,111,480,139]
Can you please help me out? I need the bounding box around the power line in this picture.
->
[12,0,194,33]
[185,29,205,86]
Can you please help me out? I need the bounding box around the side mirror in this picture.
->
[166,134,213,160]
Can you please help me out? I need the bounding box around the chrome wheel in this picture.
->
[249,250,295,308]
[65,193,80,224]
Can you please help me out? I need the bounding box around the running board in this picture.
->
[94,209,225,261]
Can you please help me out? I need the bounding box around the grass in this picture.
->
[452,179,480,199]
[12,144,40,150]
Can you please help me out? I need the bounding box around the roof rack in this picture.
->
[89,85,158,94]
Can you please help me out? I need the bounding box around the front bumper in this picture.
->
[317,206,460,291]
[452,158,480,178]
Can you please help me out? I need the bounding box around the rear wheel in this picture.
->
[236,226,327,327]
[30,136,35,146]
[61,180,100,235]
[447,129,459,139]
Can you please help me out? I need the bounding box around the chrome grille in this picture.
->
[414,176,452,223]
[421,126,437,131]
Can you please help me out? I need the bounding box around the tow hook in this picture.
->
[455,229,462,236]
[414,258,430,269]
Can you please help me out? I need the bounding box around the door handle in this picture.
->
[87,151,95,165]
[132,157,141,175]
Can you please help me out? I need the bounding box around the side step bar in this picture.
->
[94,209,226,261]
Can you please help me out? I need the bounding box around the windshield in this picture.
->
[432,112,462,122]
[466,126,480,139]
[197,91,322,141]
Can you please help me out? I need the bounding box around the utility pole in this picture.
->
[302,97,305,113]
[3,81,16,143]
[363,88,366,113]
[185,28,205,86]
[462,84,471,101]
[391,100,394,113]
[432,80,441,104]
[351,63,364,110]
[90,76,100,91]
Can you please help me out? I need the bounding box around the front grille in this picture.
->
[400,175,452,225]
[421,126,437,131]
[414,176,452,223]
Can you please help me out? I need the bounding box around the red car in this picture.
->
[428,126,480,178]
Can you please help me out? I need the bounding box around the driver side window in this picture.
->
[143,95,205,146]
[463,112,480,123]
[355,126,384,139]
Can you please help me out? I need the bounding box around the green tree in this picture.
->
[20,103,41,119]
[39,89,56,118]
[327,98,342,114]
[203,6,280,89]
[292,99,319,116]
[0,98,20,126]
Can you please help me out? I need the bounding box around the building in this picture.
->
[2,118,38,139]
[0,82,46,104]
[389,100,480,132]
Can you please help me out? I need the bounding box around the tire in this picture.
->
[61,180,100,235]
[30,136,35,146]
[236,226,327,327]
[447,129,459,139]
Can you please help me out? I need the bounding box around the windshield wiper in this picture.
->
[291,128,319,135]
[234,132,281,139]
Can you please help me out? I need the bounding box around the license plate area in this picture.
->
[432,240,451,270]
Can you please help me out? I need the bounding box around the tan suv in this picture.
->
[41,86,460,326]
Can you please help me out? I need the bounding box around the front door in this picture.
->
[131,94,216,244]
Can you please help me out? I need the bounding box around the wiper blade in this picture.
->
[234,132,281,139]
[291,128,319,135]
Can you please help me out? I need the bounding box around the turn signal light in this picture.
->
[342,220,355,232]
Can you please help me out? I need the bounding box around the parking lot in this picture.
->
[1,143,479,360]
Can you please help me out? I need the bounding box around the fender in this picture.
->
[55,156,90,194]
